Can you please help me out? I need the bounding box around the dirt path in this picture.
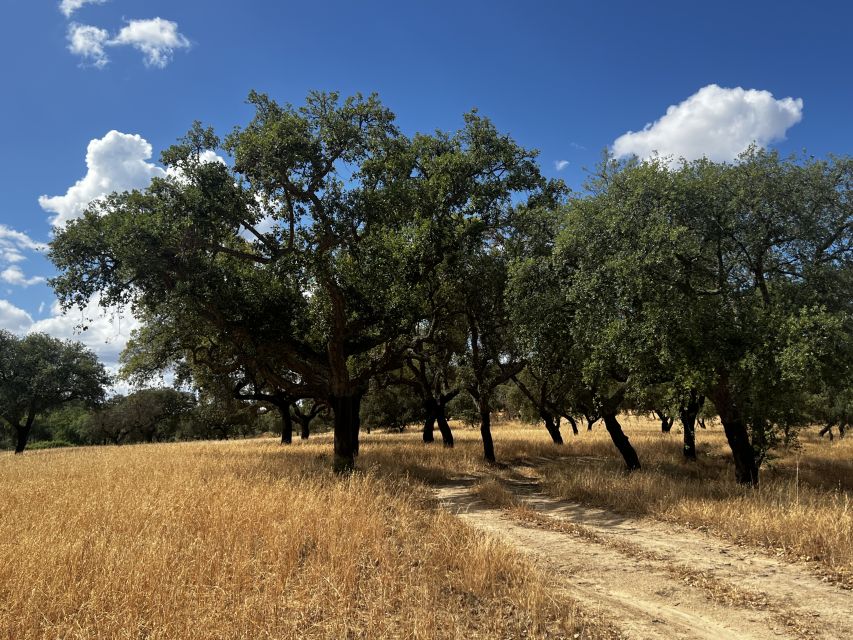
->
[436,475,853,640]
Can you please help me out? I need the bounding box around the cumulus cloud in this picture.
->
[59,0,108,18]
[554,160,570,171]
[612,84,803,163]
[67,23,110,68]
[65,17,191,69]
[29,297,140,368]
[1,266,45,288]
[0,295,137,385]
[39,130,166,227]
[0,300,33,333]
[111,18,191,68]
[0,225,47,265]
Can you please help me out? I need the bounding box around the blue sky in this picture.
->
[1,0,851,369]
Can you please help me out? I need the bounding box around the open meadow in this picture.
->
[1,416,850,639]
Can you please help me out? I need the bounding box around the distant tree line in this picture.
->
[29,90,853,484]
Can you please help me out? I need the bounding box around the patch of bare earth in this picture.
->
[437,472,853,640]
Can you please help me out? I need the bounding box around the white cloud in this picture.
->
[29,297,140,369]
[165,148,227,184]
[0,300,33,333]
[0,225,46,252]
[111,18,191,68]
[0,266,45,288]
[612,84,804,164]
[0,225,47,265]
[39,130,166,227]
[67,23,110,68]
[59,0,108,18]
[554,160,570,171]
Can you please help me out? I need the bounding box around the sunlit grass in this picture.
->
[363,415,852,587]
[0,438,603,640]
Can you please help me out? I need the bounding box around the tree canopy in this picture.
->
[0,331,109,453]
[45,90,853,484]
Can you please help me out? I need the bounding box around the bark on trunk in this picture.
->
[564,414,579,435]
[711,383,759,486]
[719,415,759,485]
[13,411,34,454]
[603,412,641,470]
[541,411,564,445]
[280,405,293,444]
[299,417,310,440]
[14,424,30,454]
[422,398,437,443]
[655,411,674,433]
[679,391,702,461]
[329,394,362,473]
[476,397,496,463]
[435,402,454,447]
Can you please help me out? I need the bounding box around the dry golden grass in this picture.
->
[2,415,849,638]
[0,438,609,640]
[529,416,853,587]
[364,415,852,587]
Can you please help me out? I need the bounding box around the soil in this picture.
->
[436,471,853,640]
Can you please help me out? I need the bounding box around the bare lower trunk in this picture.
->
[711,382,758,486]
[13,412,35,454]
[564,414,579,435]
[474,396,496,463]
[603,412,641,470]
[300,418,310,440]
[720,415,758,485]
[422,398,437,443]
[436,401,454,447]
[14,424,31,454]
[541,411,564,445]
[679,391,702,460]
[280,405,293,444]
[329,393,362,473]
[655,410,674,433]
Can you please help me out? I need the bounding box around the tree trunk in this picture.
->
[299,417,310,440]
[476,396,496,463]
[564,414,579,435]
[679,391,701,461]
[711,383,759,486]
[655,410,673,433]
[280,405,293,444]
[329,393,362,473]
[435,401,454,447]
[602,412,641,470]
[14,423,31,454]
[422,398,437,443]
[541,411,564,445]
[720,415,759,485]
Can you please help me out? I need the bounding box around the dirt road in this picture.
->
[437,474,853,639]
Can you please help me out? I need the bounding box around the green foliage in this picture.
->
[551,148,853,464]
[27,440,74,450]
[361,384,423,432]
[0,330,110,451]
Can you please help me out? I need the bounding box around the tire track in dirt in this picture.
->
[437,477,852,639]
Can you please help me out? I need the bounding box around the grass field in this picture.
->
[1,415,850,638]
[0,435,608,640]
